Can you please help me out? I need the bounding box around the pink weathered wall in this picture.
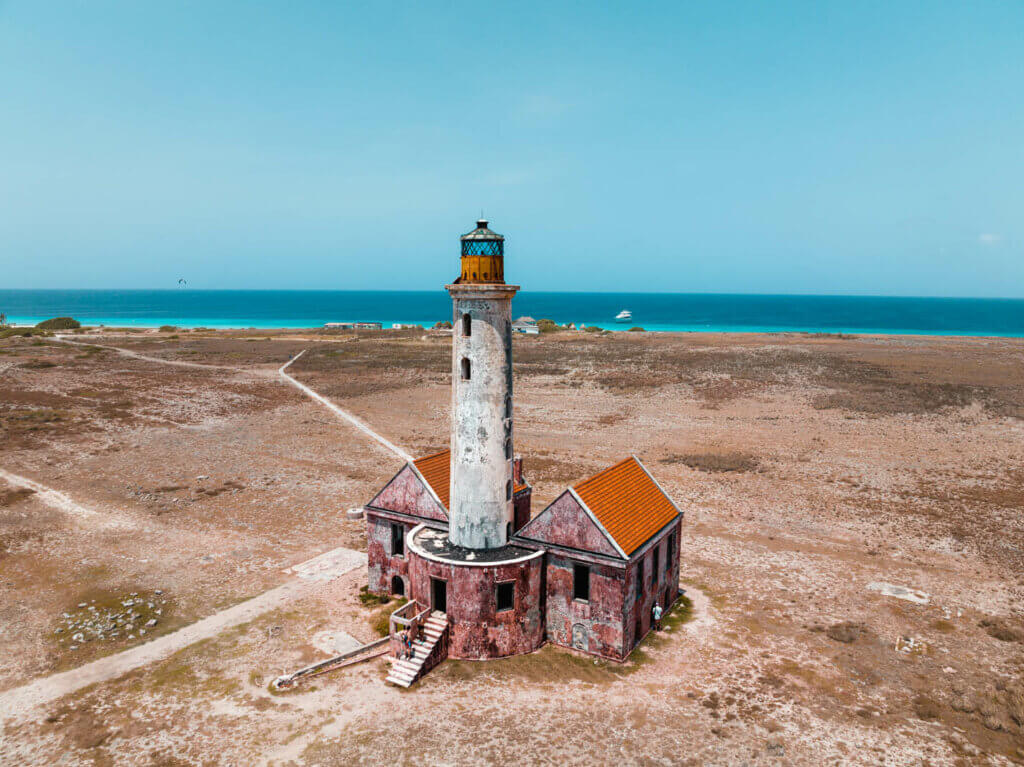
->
[366,514,411,595]
[512,488,531,533]
[623,519,682,652]
[544,554,628,660]
[516,491,620,558]
[369,465,448,522]
[407,550,545,660]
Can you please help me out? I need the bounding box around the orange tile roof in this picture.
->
[412,449,527,512]
[572,456,680,557]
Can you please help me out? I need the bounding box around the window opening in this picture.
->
[496,582,514,611]
[573,564,590,601]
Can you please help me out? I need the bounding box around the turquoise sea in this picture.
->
[2,290,1024,337]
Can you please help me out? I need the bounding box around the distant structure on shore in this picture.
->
[512,316,539,334]
[324,321,383,330]
[362,219,684,686]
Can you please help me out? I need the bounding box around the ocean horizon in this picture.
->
[2,289,1024,337]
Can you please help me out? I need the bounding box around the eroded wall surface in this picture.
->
[369,465,447,522]
[518,491,620,558]
[544,554,627,660]
[408,550,545,659]
[366,513,412,594]
[623,520,682,651]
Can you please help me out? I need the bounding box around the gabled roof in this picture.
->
[412,449,528,512]
[412,450,451,510]
[572,456,681,557]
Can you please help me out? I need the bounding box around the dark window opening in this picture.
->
[653,545,660,581]
[461,357,471,380]
[506,479,512,500]
[506,521,512,540]
[472,272,477,279]
[505,439,512,459]
[391,575,405,597]
[636,559,644,601]
[667,531,675,572]
[505,396,512,418]
[483,272,488,279]
[573,564,590,601]
[462,312,471,337]
[390,523,404,557]
[635,618,643,645]
[496,581,514,612]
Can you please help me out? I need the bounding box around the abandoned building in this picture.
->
[364,219,684,685]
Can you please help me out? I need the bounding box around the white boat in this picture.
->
[615,309,632,323]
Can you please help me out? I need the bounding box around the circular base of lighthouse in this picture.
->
[406,525,545,660]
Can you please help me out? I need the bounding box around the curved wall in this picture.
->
[407,547,545,660]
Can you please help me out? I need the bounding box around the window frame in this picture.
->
[496,580,515,612]
[390,522,405,558]
[572,563,590,603]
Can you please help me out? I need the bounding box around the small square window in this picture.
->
[496,581,514,612]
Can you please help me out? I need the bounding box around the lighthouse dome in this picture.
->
[458,219,505,282]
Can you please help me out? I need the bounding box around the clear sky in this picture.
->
[1,1,1022,296]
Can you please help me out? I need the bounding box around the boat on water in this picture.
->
[615,309,632,323]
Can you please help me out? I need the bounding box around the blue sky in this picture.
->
[1,1,1022,296]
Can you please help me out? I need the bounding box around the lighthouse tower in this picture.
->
[446,220,518,549]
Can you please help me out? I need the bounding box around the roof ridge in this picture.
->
[573,455,638,489]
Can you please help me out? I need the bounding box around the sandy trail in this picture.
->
[0,467,140,533]
[279,350,413,462]
[53,335,245,371]
[0,468,98,520]
[0,547,366,721]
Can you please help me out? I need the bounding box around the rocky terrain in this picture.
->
[1,326,1023,765]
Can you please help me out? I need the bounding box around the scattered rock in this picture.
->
[826,621,864,643]
[979,618,1022,643]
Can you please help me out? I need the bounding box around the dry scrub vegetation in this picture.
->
[2,328,1024,765]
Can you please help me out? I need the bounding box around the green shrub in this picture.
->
[0,327,48,339]
[433,321,452,329]
[358,585,392,607]
[537,318,561,334]
[35,317,80,330]
[584,325,601,333]
[628,326,646,332]
[159,325,178,333]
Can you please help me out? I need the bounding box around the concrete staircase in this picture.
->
[385,612,448,688]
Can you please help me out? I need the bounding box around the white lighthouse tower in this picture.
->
[447,220,518,549]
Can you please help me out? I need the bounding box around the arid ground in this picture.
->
[2,327,1023,766]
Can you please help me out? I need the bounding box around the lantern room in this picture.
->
[459,219,505,284]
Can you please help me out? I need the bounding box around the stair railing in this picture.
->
[389,600,432,656]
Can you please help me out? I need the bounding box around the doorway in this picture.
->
[431,577,447,614]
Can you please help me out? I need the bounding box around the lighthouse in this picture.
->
[447,220,518,549]
[362,218,685,673]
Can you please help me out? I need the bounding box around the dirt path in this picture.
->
[53,335,246,371]
[279,351,413,462]
[0,467,141,532]
[0,547,366,721]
